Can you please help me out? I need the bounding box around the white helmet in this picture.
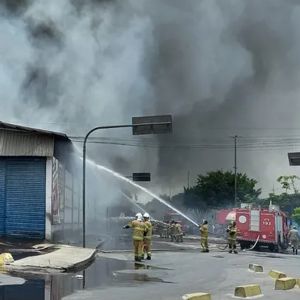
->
[143,213,150,219]
[135,213,142,219]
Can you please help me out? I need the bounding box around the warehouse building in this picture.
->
[0,121,86,242]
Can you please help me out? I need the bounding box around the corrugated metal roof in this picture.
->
[0,131,55,156]
[0,121,69,140]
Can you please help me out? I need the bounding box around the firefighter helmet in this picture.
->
[135,213,142,219]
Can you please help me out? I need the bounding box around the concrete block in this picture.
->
[275,277,296,290]
[234,285,261,298]
[182,293,211,300]
[0,255,4,266]
[249,264,263,272]
[0,253,14,265]
[297,278,300,287]
[269,270,287,279]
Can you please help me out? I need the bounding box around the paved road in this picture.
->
[2,235,299,300]
[63,248,300,300]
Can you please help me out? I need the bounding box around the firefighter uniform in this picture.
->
[170,221,176,242]
[227,221,238,254]
[123,214,146,262]
[288,226,299,255]
[175,222,183,242]
[199,220,209,252]
[143,213,152,260]
[166,221,170,238]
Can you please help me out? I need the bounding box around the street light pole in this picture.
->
[82,121,171,248]
[231,135,241,208]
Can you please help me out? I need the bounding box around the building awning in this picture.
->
[225,211,236,221]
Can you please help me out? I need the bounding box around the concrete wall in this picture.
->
[50,155,85,244]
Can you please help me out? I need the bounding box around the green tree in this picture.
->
[266,175,300,213]
[192,170,261,208]
[182,187,207,217]
[292,207,300,226]
[277,175,300,193]
[267,192,290,208]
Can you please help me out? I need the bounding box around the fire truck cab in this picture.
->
[235,204,289,252]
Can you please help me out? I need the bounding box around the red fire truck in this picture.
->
[235,206,289,252]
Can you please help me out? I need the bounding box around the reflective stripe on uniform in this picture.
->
[133,235,144,241]
[135,227,145,231]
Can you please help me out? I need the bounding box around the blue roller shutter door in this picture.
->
[5,158,46,239]
[0,161,5,235]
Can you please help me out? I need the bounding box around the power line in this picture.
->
[69,140,300,151]
[4,120,300,131]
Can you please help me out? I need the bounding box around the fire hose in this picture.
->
[217,235,260,251]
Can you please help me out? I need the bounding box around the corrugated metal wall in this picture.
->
[0,131,54,156]
[0,161,5,236]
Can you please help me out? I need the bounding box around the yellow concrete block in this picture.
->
[234,285,261,298]
[0,253,14,265]
[182,293,211,300]
[269,270,287,279]
[297,278,300,287]
[249,264,263,272]
[0,255,4,266]
[275,277,296,290]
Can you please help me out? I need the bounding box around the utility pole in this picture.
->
[187,171,190,189]
[231,135,241,207]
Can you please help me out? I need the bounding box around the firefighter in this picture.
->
[175,221,183,242]
[199,220,209,252]
[143,213,152,260]
[165,220,170,238]
[288,226,299,255]
[226,221,238,254]
[123,213,146,262]
[170,220,176,242]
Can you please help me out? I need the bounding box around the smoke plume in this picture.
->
[1,0,300,199]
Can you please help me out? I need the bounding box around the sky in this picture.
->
[1,0,300,201]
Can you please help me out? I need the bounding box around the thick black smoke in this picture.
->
[1,0,300,198]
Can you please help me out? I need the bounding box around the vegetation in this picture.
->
[143,171,300,223]
[292,207,300,226]
[143,170,261,221]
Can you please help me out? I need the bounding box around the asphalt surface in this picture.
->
[65,250,300,300]
[2,236,300,300]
